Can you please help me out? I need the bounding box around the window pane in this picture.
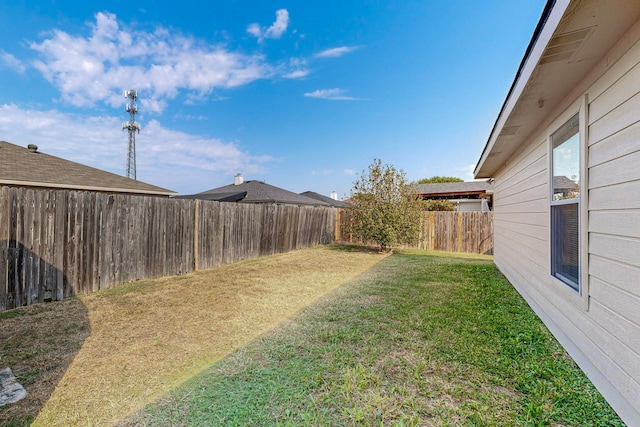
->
[552,115,580,201]
[552,203,579,289]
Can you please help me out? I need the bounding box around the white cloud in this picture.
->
[304,88,360,101]
[343,169,356,175]
[314,46,361,59]
[28,12,274,113]
[0,50,26,73]
[0,104,274,193]
[281,57,309,79]
[247,9,289,42]
[246,23,262,38]
[173,113,208,121]
[266,9,289,39]
[283,69,310,79]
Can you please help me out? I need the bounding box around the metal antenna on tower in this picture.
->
[122,89,141,180]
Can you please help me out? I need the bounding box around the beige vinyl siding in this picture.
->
[493,26,640,421]
[493,133,549,291]
[589,119,640,166]
[587,31,640,409]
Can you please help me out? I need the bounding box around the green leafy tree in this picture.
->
[422,199,456,211]
[348,159,423,252]
[415,176,463,184]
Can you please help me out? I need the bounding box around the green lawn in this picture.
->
[122,249,622,426]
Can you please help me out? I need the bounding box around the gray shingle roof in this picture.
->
[552,176,578,190]
[0,141,175,196]
[299,191,348,208]
[415,181,493,196]
[174,191,247,202]
[197,180,330,206]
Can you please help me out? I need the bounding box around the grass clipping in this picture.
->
[7,245,385,426]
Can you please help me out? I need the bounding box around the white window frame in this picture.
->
[548,95,589,310]
[550,113,580,291]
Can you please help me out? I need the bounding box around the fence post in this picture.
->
[429,212,435,251]
[419,212,425,250]
[194,199,199,271]
[457,212,463,252]
[0,187,7,311]
[335,209,341,243]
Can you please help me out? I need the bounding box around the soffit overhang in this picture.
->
[475,0,640,178]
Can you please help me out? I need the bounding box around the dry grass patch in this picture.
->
[0,245,386,426]
[122,251,624,426]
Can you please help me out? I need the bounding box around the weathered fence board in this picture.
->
[338,210,493,255]
[0,186,337,311]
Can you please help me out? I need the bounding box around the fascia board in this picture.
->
[474,0,570,178]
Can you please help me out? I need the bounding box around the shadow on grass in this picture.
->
[325,243,383,254]
[0,241,90,426]
[119,251,623,427]
[328,243,495,261]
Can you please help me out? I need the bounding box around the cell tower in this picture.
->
[122,89,141,180]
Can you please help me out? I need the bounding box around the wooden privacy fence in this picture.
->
[0,186,336,311]
[337,210,493,255]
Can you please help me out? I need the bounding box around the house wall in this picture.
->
[492,22,640,423]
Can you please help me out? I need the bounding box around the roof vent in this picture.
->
[27,144,38,153]
[499,126,520,136]
[540,27,595,65]
[234,173,244,185]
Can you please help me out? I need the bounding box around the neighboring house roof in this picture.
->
[299,191,349,208]
[0,141,176,196]
[475,0,640,178]
[173,191,248,202]
[552,175,578,190]
[416,181,493,198]
[195,180,331,207]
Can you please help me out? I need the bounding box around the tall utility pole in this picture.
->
[122,89,141,180]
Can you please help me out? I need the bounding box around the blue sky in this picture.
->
[0,1,544,198]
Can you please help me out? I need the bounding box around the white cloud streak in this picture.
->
[28,12,274,113]
[314,46,361,58]
[304,88,360,101]
[0,50,26,73]
[283,69,310,79]
[0,104,274,193]
[247,9,289,42]
[281,57,309,79]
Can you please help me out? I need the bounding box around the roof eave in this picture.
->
[420,190,487,197]
[474,0,568,178]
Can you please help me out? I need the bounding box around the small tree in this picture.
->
[348,159,422,252]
